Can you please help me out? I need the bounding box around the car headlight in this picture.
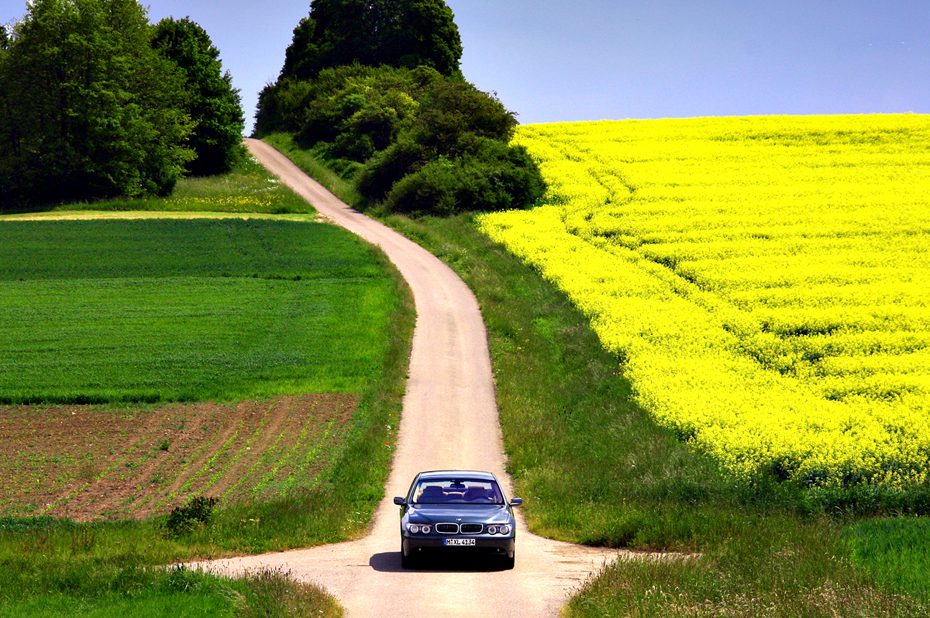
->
[406,524,431,534]
[487,524,511,535]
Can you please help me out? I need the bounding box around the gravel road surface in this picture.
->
[196,139,625,617]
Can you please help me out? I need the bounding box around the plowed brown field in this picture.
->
[0,394,357,522]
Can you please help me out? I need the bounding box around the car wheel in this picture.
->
[401,542,414,569]
[502,551,515,570]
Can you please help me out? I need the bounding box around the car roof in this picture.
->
[414,470,498,482]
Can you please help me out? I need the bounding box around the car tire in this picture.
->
[503,551,515,570]
[401,543,414,569]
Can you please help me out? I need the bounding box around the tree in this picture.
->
[352,72,521,199]
[252,2,545,217]
[152,17,245,176]
[280,0,463,80]
[0,25,14,205]
[0,0,194,208]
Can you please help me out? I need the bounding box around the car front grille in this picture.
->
[435,523,484,535]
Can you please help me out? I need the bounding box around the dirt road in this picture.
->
[196,139,624,616]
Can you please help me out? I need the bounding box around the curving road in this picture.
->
[197,139,625,617]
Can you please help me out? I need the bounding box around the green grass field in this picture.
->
[0,157,413,616]
[0,218,392,404]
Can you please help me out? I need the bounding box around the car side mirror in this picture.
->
[393,497,407,506]
[509,498,523,507]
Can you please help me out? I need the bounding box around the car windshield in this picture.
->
[411,479,505,504]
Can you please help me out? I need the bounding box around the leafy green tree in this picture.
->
[294,65,436,157]
[252,3,545,217]
[256,64,437,140]
[280,0,463,80]
[152,17,245,176]
[354,73,521,200]
[280,17,319,82]
[0,25,14,204]
[0,0,193,208]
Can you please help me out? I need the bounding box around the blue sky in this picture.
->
[3,0,928,132]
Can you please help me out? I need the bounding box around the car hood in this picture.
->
[406,504,512,524]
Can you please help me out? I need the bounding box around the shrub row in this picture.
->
[254,64,546,216]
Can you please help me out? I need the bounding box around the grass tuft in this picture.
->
[846,517,930,602]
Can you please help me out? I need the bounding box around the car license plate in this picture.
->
[444,538,476,547]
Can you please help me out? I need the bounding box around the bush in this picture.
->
[165,496,219,536]
[406,78,518,150]
[383,158,459,216]
[384,139,546,216]
[255,51,546,216]
[355,139,428,201]
[255,78,316,136]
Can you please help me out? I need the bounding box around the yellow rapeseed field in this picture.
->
[478,115,930,487]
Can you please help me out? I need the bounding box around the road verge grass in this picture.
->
[261,134,366,211]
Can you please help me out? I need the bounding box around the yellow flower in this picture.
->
[479,114,930,486]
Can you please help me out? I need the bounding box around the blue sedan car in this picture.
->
[394,470,522,569]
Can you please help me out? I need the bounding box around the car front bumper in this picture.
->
[402,534,515,558]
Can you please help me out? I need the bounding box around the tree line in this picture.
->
[0,0,244,211]
[254,0,547,216]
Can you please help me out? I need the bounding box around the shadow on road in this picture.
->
[369,552,512,573]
